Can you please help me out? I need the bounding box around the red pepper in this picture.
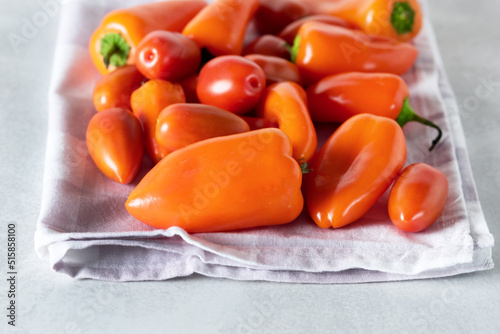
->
[291,21,418,84]
[253,0,313,35]
[242,35,290,59]
[244,54,302,86]
[307,72,443,150]
[182,0,259,56]
[304,114,407,228]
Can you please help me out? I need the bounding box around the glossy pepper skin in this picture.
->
[304,114,407,228]
[242,35,290,59]
[89,1,206,75]
[257,82,317,163]
[130,80,186,163]
[254,0,313,35]
[92,65,145,112]
[292,22,418,85]
[388,163,449,232]
[278,14,355,45]
[126,128,304,233]
[310,0,423,42]
[86,108,144,184]
[307,72,442,150]
[182,0,259,56]
[155,103,250,152]
[244,54,302,86]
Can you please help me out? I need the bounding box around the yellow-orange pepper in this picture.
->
[130,80,185,164]
[126,128,304,233]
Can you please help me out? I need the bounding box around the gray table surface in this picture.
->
[1,0,499,333]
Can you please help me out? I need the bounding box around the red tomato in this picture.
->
[155,103,250,152]
[197,55,266,115]
[86,108,144,184]
[388,163,449,232]
[135,30,201,81]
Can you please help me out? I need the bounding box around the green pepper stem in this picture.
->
[300,161,312,174]
[390,2,416,35]
[100,33,131,69]
[289,35,301,64]
[396,98,442,151]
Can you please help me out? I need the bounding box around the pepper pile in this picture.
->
[86,0,448,234]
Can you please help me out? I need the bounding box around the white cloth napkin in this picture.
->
[35,0,494,283]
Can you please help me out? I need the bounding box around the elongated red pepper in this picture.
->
[89,1,206,75]
[182,0,259,56]
[244,54,302,86]
[291,22,418,84]
[257,82,317,163]
[307,72,443,150]
[254,0,313,35]
[304,114,407,228]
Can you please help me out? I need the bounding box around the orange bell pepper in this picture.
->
[307,72,442,150]
[92,65,145,112]
[257,82,317,163]
[155,103,250,152]
[182,0,259,56]
[291,21,418,84]
[309,0,423,42]
[89,1,206,75]
[304,114,407,229]
[130,80,185,164]
[388,163,449,232]
[126,128,304,233]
